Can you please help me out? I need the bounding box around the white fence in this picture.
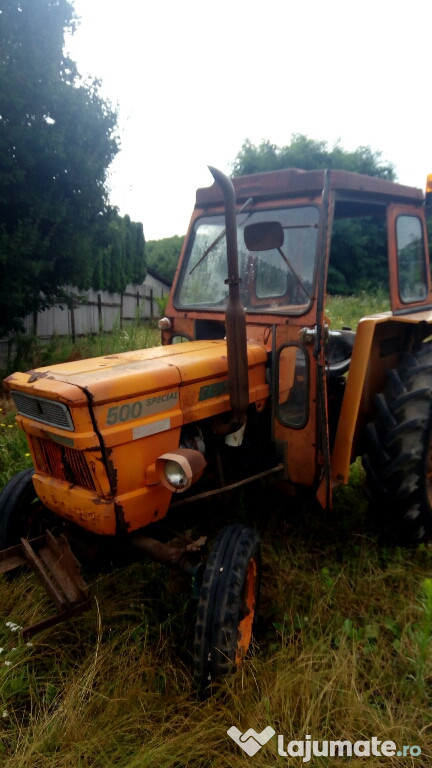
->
[0,276,170,364]
[22,283,165,340]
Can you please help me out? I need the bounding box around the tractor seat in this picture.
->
[326,328,356,376]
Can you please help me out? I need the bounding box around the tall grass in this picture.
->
[1,295,431,766]
[326,287,390,329]
[1,496,431,766]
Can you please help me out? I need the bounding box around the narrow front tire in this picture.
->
[193,524,261,689]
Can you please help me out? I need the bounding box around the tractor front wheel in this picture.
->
[193,524,261,689]
[363,342,432,543]
[0,468,57,549]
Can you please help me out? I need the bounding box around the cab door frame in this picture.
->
[387,203,432,314]
[273,171,334,501]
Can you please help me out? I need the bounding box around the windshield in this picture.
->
[175,206,320,314]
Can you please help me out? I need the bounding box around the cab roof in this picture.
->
[196,168,424,208]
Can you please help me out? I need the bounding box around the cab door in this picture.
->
[272,173,333,501]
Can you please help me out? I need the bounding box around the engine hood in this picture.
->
[5,339,268,408]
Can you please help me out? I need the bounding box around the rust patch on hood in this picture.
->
[27,371,56,383]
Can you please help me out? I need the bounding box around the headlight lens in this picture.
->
[164,460,188,489]
[155,449,206,493]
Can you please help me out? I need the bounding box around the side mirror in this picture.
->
[244,221,284,251]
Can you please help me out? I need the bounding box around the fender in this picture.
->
[324,310,432,494]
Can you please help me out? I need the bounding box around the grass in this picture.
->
[326,287,390,329]
[0,400,32,488]
[1,497,431,766]
[0,296,431,766]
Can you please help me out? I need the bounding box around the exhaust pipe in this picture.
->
[208,166,249,428]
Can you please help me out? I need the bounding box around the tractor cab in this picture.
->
[160,167,432,500]
[162,168,430,346]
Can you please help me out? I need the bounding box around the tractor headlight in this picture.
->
[164,459,189,489]
[156,449,206,493]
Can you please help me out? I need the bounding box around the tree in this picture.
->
[146,235,184,284]
[90,210,146,294]
[232,135,395,180]
[0,0,120,334]
[232,135,395,293]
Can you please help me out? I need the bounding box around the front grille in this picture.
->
[11,392,74,431]
[30,436,97,492]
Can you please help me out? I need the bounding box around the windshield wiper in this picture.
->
[189,197,254,275]
[277,246,311,299]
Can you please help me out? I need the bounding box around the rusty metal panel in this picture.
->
[196,168,424,209]
[197,168,327,207]
[0,532,90,638]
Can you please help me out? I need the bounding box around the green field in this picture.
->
[1,297,431,767]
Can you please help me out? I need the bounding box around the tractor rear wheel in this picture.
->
[193,524,260,689]
[363,342,432,543]
[0,468,56,549]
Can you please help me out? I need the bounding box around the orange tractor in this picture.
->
[1,166,432,687]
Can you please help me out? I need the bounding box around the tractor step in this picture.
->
[0,531,90,638]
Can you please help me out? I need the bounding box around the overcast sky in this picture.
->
[66,0,431,241]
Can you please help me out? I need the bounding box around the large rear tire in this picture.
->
[0,468,56,549]
[363,342,432,543]
[193,524,261,689]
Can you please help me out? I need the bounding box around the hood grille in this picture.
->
[11,392,74,431]
[30,436,97,492]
